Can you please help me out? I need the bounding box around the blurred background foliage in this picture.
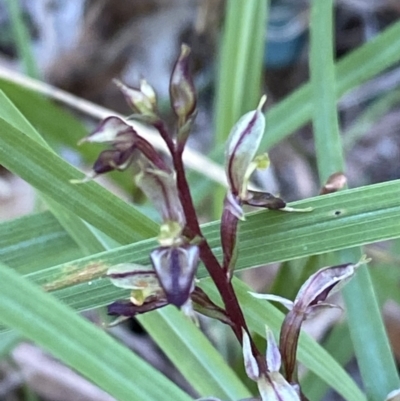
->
[0,0,399,400]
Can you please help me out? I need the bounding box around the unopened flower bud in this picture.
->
[114,79,157,116]
[225,96,266,198]
[320,172,347,195]
[170,44,196,125]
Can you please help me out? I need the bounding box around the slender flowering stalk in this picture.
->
[77,43,344,401]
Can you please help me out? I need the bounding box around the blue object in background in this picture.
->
[265,2,308,69]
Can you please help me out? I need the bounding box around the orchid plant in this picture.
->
[79,44,367,401]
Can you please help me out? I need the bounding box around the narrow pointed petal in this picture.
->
[107,299,167,317]
[191,287,233,326]
[294,262,359,311]
[107,263,160,290]
[266,327,281,372]
[249,293,294,311]
[242,329,260,381]
[225,96,266,196]
[135,167,185,225]
[79,116,134,145]
[150,245,199,307]
[244,190,286,210]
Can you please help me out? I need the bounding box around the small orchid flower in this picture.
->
[76,116,169,181]
[250,256,369,382]
[150,244,199,307]
[242,329,300,401]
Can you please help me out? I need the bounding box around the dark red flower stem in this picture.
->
[153,119,263,361]
[153,120,175,155]
[171,148,262,358]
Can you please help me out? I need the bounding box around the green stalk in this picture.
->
[310,1,400,400]
[213,0,268,217]
[4,0,39,78]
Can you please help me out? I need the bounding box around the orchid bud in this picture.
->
[225,96,266,198]
[150,244,199,307]
[320,172,347,195]
[114,79,157,117]
[170,44,197,126]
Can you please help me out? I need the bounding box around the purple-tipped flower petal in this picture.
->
[242,330,260,381]
[266,327,281,372]
[150,244,199,307]
[108,298,168,317]
[191,287,233,326]
[242,329,300,401]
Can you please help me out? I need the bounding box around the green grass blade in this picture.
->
[0,262,192,401]
[4,0,39,78]
[263,19,400,150]
[0,116,158,243]
[139,308,251,401]
[0,90,117,254]
[3,179,396,313]
[0,80,133,191]
[301,322,354,401]
[310,0,343,182]
[0,212,82,274]
[309,2,400,399]
[213,0,268,216]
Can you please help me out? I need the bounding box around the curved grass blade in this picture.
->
[0,262,192,401]
[0,116,158,243]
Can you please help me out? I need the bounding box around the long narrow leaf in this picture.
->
[263,19,400,150]
[0,116,158,243]
[309,2,400,399]
[0,262,192,401]
[139,308,251,401]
